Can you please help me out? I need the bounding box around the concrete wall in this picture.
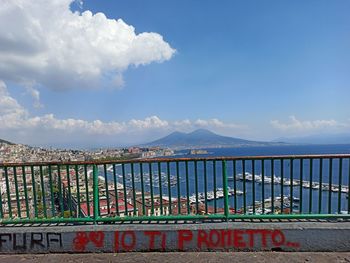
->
[0,222,349,253]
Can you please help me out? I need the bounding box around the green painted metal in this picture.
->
[31,165,38,218]
[290,159,293,214]
[309,159,313,214]
[203,160,208,214]
[299,159,303,214]
[84,165,91,217]
[65,165,73,217]
[48,165,55,217]
[166,162,172,215]
[113,164,120,216]
[21,165,30,218]
[39,165,47,218]
[139,163,145,216]
[280,159,284,214]
[149,162,154,215]
[13,167,21,218]
[222,160,229,219]
[1,154,350,225]
[338,158,342,214]
[252,160,255,214]
[93,164,99,223]
[318,158,323,214]
[328,158,333,214]
[176,161,181,215]
[185,161,190,214]
[271,159,274,214]
[233,160,237,214]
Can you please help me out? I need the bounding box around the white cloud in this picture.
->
[0,82,245,147]
[0,0,175,97]
[271,115,347,132]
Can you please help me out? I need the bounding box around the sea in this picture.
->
[104,144,350,214]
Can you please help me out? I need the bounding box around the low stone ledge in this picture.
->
[0,222,349,253]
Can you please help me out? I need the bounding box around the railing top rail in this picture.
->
[1,153,350,167]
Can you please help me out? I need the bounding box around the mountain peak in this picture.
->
[141,129,275,149]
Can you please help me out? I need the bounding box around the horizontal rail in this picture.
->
[0,154,349,225]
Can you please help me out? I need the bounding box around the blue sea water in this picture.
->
[107,144,350,214]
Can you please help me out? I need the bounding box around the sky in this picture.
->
[0,0,349,148]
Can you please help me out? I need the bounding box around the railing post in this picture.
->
[222,160,229,220]
[93,164,99,224]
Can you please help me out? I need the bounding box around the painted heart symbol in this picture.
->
[89,231,105,248]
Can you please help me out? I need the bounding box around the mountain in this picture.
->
[142,129,281,149]
[0,138,14,145]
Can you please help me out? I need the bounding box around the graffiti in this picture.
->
[179,229,300,250]
[73,231,105,251]
[0,233,62,251]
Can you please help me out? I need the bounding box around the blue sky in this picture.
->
[0,0,349,148]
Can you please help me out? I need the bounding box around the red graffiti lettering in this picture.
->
[197,230,209,249]
[271,230,285,247]
[209,230,221,248]
[121,231,136,251]
[233,230,246,248]
[89,231,104,248]
[178,230,193,250]
[144,231,161,250]
[220,230,232,247]
[73,232,89,251]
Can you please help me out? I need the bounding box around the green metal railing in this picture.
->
[0,154,350,224]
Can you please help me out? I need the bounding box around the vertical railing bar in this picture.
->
[204,160,208,214]
[57,165,64,217]
[299,159,303,214]
[122,163,128,217]
[290,159,293,214]
[318,159,323,214]
[149,162,154,215]
[233,160,237,214]
[139,163,145,216]
[242,160,246,214]
[0,168,3,218]
[92,164,99,224]
[281,159,284,214]
[75,164,81,217]
[252,160,255,214]
[167,162,172,216]
[13,167,21,218]
[328,158,333,214]
[222,160,229,219]
[84,165,91,217]
[338,158,343,214]
[176,161,181,215]
[309,158,313,214]
[31,166,38,218]
[21,165,30,218]
[112,164,120,216]
[39,166,47,218]
[4,167,12,218]
[103,164,110,216]
[158,162,163,215]
[348,158,350,214]
[213,161,217,214]
[271,159,274,214]
[185,161,190,214]
[48,165,55,218]
[131,163,137,216]
[194,160,199,214]
[65,165,73,217]
[262,160,265,214]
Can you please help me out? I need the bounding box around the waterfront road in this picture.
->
[0,252,349,263]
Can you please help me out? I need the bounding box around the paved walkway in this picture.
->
[0,253,350,263]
